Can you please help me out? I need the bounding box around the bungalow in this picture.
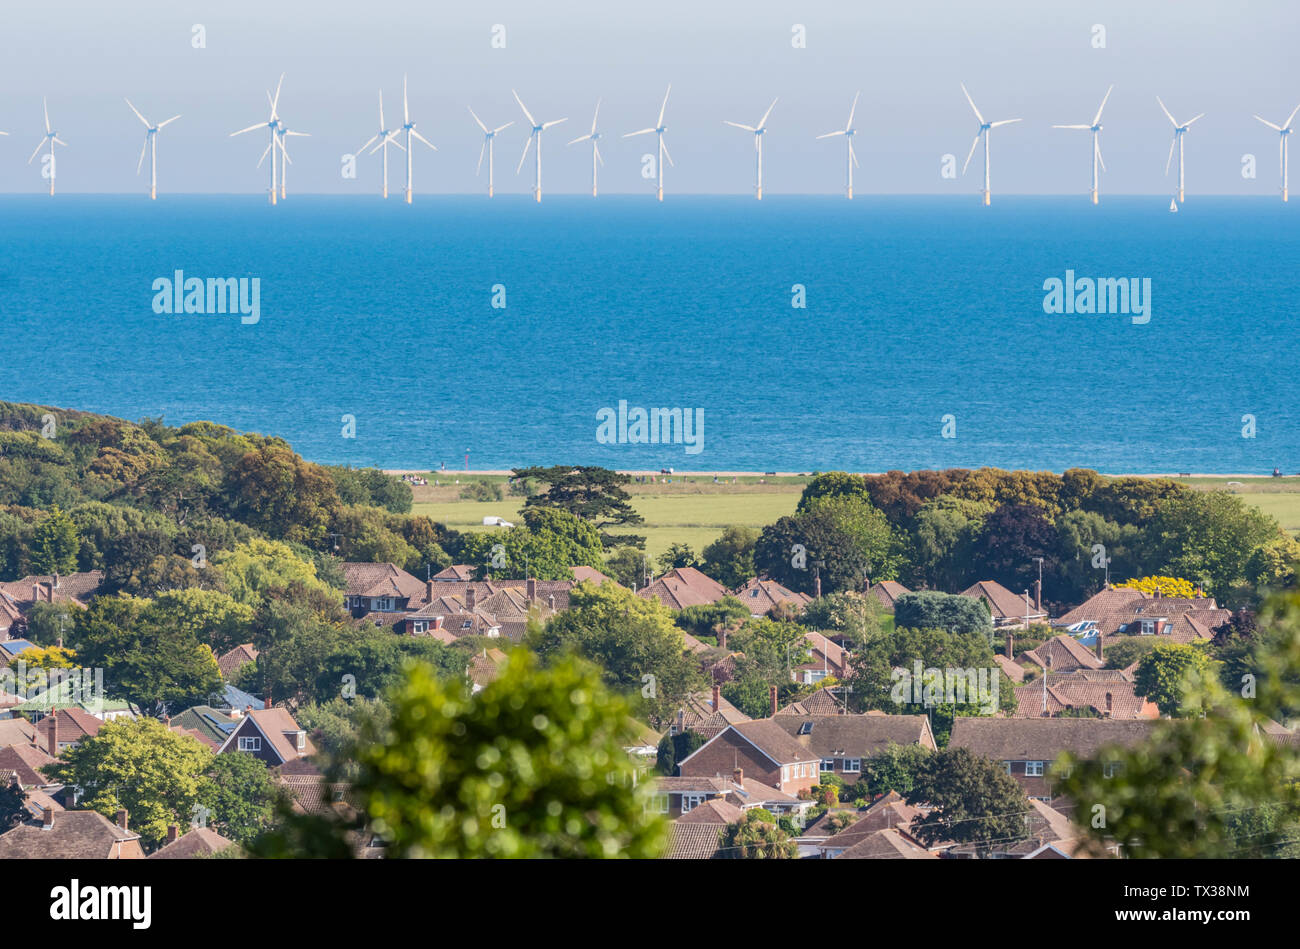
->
[148,824,237,859]
[816,791,929,858]
[865,580,911,612]
[0,808,144,859]
[771,713,937,784]
[732,577,813,618]
[948,717,1157,803]
[216,706,316,767]
[1013,670,1159,720]
[793,631,849,685]
[0,571,105,640]
[217,643,259,680]
[677,719,825,799]
[1020,634,1105,673]
[960,580,1047,628]
[1054,587,1231,647]
[637,567,730,610]
[341,562,427,618]
[668,685,750,740]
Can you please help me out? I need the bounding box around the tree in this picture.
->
[969,502,1058,595]
[0,780,26,833]
[1245,536,1300,594]
[530,582,702,722]
[858,743,933,799]
[700,526,758,589]
[905,746,1029,856]
[893,592,992,639]
[213,538,337,610]
[1114,575,1204,598]
[604,547,649,589]
[1143,491,1279,599]
[41,717,213,850]
[800,592,888,648]
[196,750,281,844]
[298,651,667,858]
[31,506,79,575]
[796,471,874,513]
[151,588,255,655]
[907,497,990,592]
[656,729,705,776]
[754,496,896,596]
[457,508,605,581]
[656,542,698,573]
[1100,636,1159,672]
[222,444,341,545]
[719,809,797,859]
[514,466,646,547]
[675,596,751,641]
[1132,641,1217,717]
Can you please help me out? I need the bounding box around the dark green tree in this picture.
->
[905,746,1029,856]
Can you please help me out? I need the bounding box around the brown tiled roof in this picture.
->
[468,649,508,688]
[818,791,921,850]
[0,571,105,609]
[148,826,237,859]
[771,714,936,757]
[672,690,750,739]
[677,799,744,824]
[995,655,1026,683]
[960,580,1047,621]
[1057,588,1227,642]
[1013,672,1159,720]
[431,564,476,581]
[0,743,58,786]
[949,717,1156,761]
[35,708,103,750]
[727,720,823,765]
[341,562,426,600]
[0,809,142,859]
[776,687,847,716]
[637,567,730,610]
[1022,635,1105,673]
[570,566,617,585]
[866,581,911,610]
[835,827,937,859]
[217,643,259,679]
[219,707,316,762]
[795,632,848,676]
[0,718,36,746]
[665,822,725,859]
[731,577,813,616]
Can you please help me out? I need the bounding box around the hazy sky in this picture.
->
[1,0,1297,195]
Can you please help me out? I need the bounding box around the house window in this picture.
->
[413,621,428,633]
[821,759,835,772]
[681,794,704,813]
[238,737,262,752]
[782,766,790,783]
[842,758,861,773]
[1140,620,1155,636]
[650,794,669,813]
[1003,761,1012,774]
[1025,761,1045,776]
[808,670,827,682]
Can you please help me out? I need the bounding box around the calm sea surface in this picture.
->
[1,195,1296,473]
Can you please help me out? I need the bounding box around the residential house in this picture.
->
[865,580,911,612]
[948,718,1157,803]
[216,706,316,767]
[946,798,1112,859]
[0,742,59,787]
[0,808,144,859]
[467,647,508,693]
[217,643,259,680]
[148,824,238,859]
[170,705,240,748]
[637,567,730,610]
[667,685,750,740]
[1020,634,1106,674]
[1054,587,1231,648]
[793,631,849,685]
[651,772,808,819]
[0,571,105,641]
[731,577,812,617]
[34,707,104,756]
[341,562,428,619]
[771,713,937,784]
[814,791,926,858]
[960,580,1047,627]
[1013,670,1159,720]
[776,687,848,716]
[677,719,825,800]
[664,822,727,859]
[834,827,938,859]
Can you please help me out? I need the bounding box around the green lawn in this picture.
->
[1183,477,1300,535]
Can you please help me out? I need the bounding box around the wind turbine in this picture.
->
[397,76,437,204]
[468,107,512,197]
[125,100,180,200]
[28,99,67,197]
[568,99,604,197]
[1248,103,1300,200]
[816,91,860,199]
[724,98,777,200]
[358,91,404,199]
[1052,84,1112,205]
[230,74,285,204]
[1157,97,1204,203]
[959,83,1021,206]
[624,85,673,201]
[513,90,566,203]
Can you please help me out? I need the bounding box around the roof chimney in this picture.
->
[1034,579,1042,613]
[32,584,40,604]
[264,689,271,709]
[465,586,477,612]
[675,709,685,735]
[166,824,178,844]
[712,683,720,713]
[425,579,434,603]
[526,578,537,601]
[733,767,743,787]
[116,808,129,830]
[1104,692,1113,716]
[42,808,54,830]
[1095,636,1104,662]
[769,685,778,718]
[47,714,58,757]
[53,572,60,590]
[1006,631,1015,660]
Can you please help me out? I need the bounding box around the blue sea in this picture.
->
[2,195,1296,474]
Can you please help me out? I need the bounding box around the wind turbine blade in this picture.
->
[412,130,436,150]
[285,130,310,137]
[468,106,487,133]
[136,136,148,174]
[724,121,756,131]
[403,74,409,126]
[512,90,536,128]
[1052,124,1090,129]
[756,98,777,130]
[1165,135,1176,175]
[1184,113,1205,127]
[594,142,604,166]
[386,136,406,153]
[542,118,567,130]
[846,91,859,131]
[624,128,655,137]
[1254,114,1283,131]
[816,130,846,139]
[1095,137,1106,173]
[231,123,264,137]
[257,141,273,168]
[661,138,674,167]
[279,138,292,165]
[52,137,67,147]
[850,141,860,168]
[1286,103,1300,129]
[1156,96,1176,127]
[379,91,386,131]
[590,98,601,135]
[517,134,533,174]
[157,115,181,129]
[271,73,284,115]
[1093,84,1114,126]
[358,134,379,154]
[960,83,984,125]
[476,140,486,175]
[961,132,980,175]
[990,118,1021,127]
[658,84,671,127]
[493,121,513,134]
[125,98,149,127]
[43,98,50,133]
[566,134,589,146]
[27,138,44,163]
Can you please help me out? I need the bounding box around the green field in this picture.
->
[408,473,1300,560]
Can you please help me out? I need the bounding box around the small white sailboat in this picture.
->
[1169,197,1179,212]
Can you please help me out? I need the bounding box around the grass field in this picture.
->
[407,473,1300,560]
